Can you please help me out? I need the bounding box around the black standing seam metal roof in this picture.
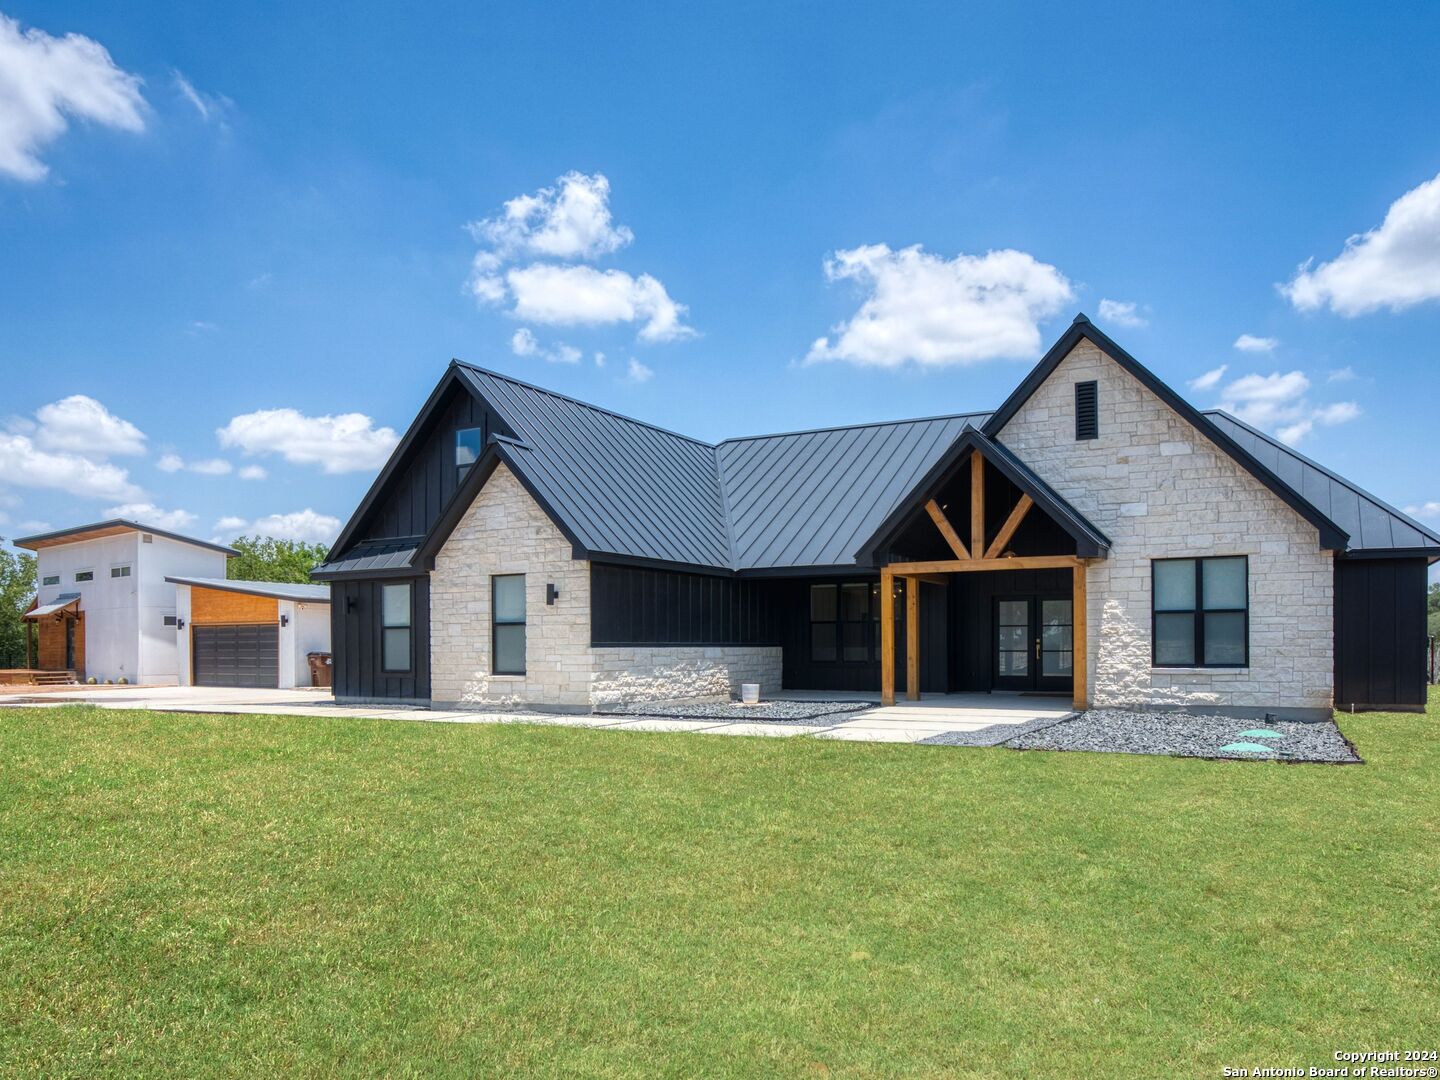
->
[1204,410,1440,555]
[316,331,1439,579]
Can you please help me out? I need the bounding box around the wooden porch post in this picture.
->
[25,620,34,669]
[905,576,920,701]
[1072,560,1088,710]
[880,568,896,706]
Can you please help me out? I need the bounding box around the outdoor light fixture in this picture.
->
[546,583,559,605]
[346,597,357,613]
[176,618,185,630]
[280,614,289,627]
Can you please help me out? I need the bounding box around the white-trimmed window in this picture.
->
[111,565,132,579]
[41,574,60,586]
[74,569,94,583]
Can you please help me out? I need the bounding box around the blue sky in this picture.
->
[3,1,1439,560]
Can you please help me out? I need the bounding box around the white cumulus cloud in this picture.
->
[1403,501,1440,520]
[0,432,143,500]
[1283,171,1440,316]
[1188,364,1228,391]
[624,358,654,384]
[511,327,581,363]
[157,453,184,472]
[467,171,633,261]
[1097,299,1146,327]
[492,264,693,343]
[237,464,267,480]
[805,244,1074,368]
[217,408,399,474]
[1213,370,1361,445]
[214,509,341,545]
[1234,334,1279,353]
[466,171,693,348]
[188,458,233,476]
[33,394,146,456]
[105,502,197,530]
[0,13,147,181]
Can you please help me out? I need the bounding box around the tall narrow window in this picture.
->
[809,584,837,662]
[455,427,482,483]
[1152,556,1248,667]
[381,583,412,672]
[493,574,526,675]
[1075,380,1098,440]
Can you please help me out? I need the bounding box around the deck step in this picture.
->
[31,671,79,685]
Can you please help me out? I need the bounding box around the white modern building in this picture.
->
[15,520,331,688]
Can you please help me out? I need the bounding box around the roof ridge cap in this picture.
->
[453,360,717,448]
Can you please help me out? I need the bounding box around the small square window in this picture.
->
[75,570,94,583]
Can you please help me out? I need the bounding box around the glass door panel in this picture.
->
[1040,599,1073,678]
[995,599,1030,687]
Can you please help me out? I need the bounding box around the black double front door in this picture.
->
[993,594,1074,692]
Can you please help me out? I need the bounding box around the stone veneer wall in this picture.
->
[998,339,1334,714]
[591,646,783,707]
[430,463,594,709]
[431,462,785,710]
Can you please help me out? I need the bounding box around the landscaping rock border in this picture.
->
[1001,709,1361,763]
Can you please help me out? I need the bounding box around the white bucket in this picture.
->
[740,682,761,705]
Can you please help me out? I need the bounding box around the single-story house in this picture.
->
[312,315,1440,718]
[12,520,331,688]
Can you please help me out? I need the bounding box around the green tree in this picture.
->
[226,536,330,584]
[0,540,38,669]
[1428,582,1440,641]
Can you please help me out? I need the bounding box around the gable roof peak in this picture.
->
[1071,311,1091,325]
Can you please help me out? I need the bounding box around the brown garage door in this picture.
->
[193,624,279,688]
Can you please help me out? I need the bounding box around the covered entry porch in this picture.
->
[857,427,1110,709]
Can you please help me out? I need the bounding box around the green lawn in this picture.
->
[2,697,1437,1078]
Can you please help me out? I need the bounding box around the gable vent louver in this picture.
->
[1075,381,1099,441]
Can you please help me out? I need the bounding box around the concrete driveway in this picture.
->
[0,684,1072,745]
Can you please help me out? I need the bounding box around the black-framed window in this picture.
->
[1152,556,1248,667]
[42,574,59,586]
[455,427,481,483]
[493,574,526,675]
[809,582,878,664]
[381,583,412,672]
[75,570,94,582]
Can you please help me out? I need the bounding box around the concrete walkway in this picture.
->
[0,685,1072,745]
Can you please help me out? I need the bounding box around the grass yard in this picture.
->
[2,696,1437,1078]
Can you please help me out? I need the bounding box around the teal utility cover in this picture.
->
[1220,742,1277,754]
[1236,728,1284,739]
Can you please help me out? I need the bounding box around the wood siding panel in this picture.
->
[191,588,278,625]
[1334,558,1426,710]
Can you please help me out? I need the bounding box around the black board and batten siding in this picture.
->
[355,386,507,543]
[331,578,431,703]
[590,563,779,646]
[1334,558,1427,711]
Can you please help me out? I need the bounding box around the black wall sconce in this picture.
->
[346,596,357,613]
[280,614,289,627]
[176,617,185,630]
[546,583,559,606]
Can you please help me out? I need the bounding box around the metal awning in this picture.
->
[24,594,80,620]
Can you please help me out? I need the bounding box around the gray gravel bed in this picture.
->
[918,712,1077,747]
[595,699,874,725]
[1003,709,1361,763]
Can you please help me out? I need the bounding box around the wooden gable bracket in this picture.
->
[984,494,1034,559]
[924,499,970,560]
